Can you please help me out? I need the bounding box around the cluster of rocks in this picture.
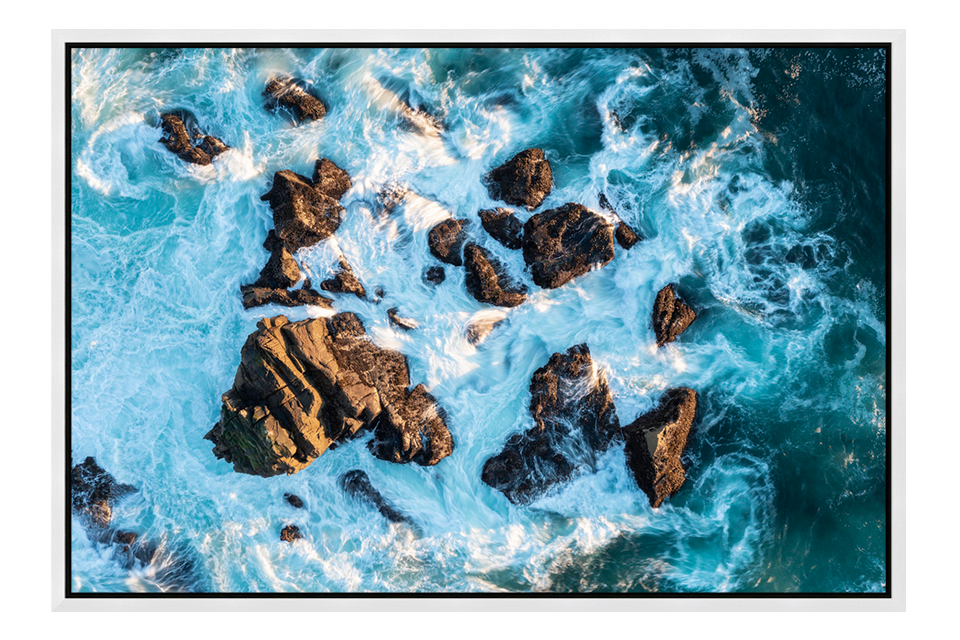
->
[158,112,230,166]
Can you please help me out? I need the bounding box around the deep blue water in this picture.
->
[70,46,887,593]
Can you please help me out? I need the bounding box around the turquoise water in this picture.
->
[69,46,887,593]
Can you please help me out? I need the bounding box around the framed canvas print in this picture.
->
[54,30,904,610]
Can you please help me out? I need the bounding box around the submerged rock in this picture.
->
[339,469,415,526]
[652,284,696,347]
[261,170,344,252]
[205,314,453,477]
[284,493,304,509]
[428,218,470,266]
[485,148,553,210]
[479,208,523,250]
[462,243,527,308]
[280,524,303,542]
[377,183,408,216]
[481,344,620,504]
[623,388,697,508]
[158,113,224,166]
[239,283,333,310]
[423,266,445,285]
[71,457,136,528]
[196,135,229,159]
[465,311,506,346]
[387,307,419,331]
[263,76,326,123]
[615,222,642,249]
[522,203,616,289]
[320,259,366,299]
[312,158,352,201]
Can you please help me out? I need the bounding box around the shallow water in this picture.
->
[69,46,887,593]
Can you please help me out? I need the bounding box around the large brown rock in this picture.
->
[368,384,453,466]
[428,218,470,266]
[462,243,527,308]
[521,203,616,289]
[485,148,553,210]
[205,314,453,477]
[159,113,213,166]
[260,170,345,252]
[479,208,523,250]
[623,388,697,507]
[481,344,620,504]
[71,457,136,529]
[312,159,352,201]
[263,76,326,123]
[652,284,696,347]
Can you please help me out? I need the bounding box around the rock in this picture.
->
[284,493,304,509]
[312,158,352,201]
[339,469,415,526]
[71,457,136,529]
[261,170,344,252]
[598,192,614,212]
[196,135,230,159]
[463,243,527,308]
[377,183,408,216]
[485,148,553,210]
[387,307,419,331]
[521,203,616,289]
[368,384,453,466]
[239,284,333,310]
[159,113,212,166]
[465,311,506,346]
[423,266,445,285]
[320,259,366,298]
[255,231,301,290]
[615,222,642,249]
[428,218,470,266]
[481,344,620,504]
[205,314,453,476]
[479,208,523,250]
[622,388,697,508]
[263,76,326,123]
[113,530,138,552]
[652,284,696,347]
[280,524,303,542]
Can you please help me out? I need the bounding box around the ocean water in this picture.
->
[69,46,888,594]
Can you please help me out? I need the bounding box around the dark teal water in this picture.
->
[70,46,887,593]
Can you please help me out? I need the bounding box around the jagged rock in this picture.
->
[205,314,453,477]
[387,307,418,331]
[479,208,523,250]
[615,222,642,249]
[320,259,366,298]
[255,231,301,289]
[598,192,614,212]
[263,76,326,123]
[423,266,445,285]
[428,218,470,266]
[284,493,304,509]
[623,388,697,508]
[159,113,212,165]
[485,148,553,210]
[465,312,506,346]
[260,171,344,252]
[339,469,415,526]
[481,345,620,504]
[368,384,453,466]
[71,457,136,529]
[652,284,696,347]
[239,284,333,310]
[280,525,303,542]
[312,159,352,201]
[196,135,230,159]
[463,243,527,308]
[522,203,616,289]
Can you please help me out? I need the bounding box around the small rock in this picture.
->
[652,284,696,347]
[284,493,304,509]
[263,76,326,123]
[339,469,415,526]
[320,259,366,298]
[387,307,419,331]
[522,203,616,289]
[463,243,527,308]
[280,525,303,542]
[71,457,136,529]
[423,266,445,285]
[428,218,470,266]
[479,208,523,250]
[615,222,642,249]
[485,148,553,210]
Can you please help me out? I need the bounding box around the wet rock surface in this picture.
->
[254,230,301,290]
[615,222,642,249]
[652,284,696,347]
[623,388,698,508]
[159,113,228,165]
[387,307,419,331]
[205,314,453,477]
[463,243,527,308]
[339,469,415,526]
[423,266,445,285]
[320,259,367,299]
[284,493,304,509]
[71,457,136,529]
[522,203,616,289]
[239,283,333,310]
[260,170,345,253]
[428,218,470,266]
[485,148,553,210]
[479,208,523,250]
[280,524,303,542]
[481,344,620,504]
[465,313,506,346]
[312,158,352,201]
[263,76,326,123]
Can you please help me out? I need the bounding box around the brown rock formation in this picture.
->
[652,284,696,347]
[462,243,527,308]
[479,208,523,250]
[521,203,616,289]
[260,170,344,253]
[485,148,553,210]
[263,76,326,123]
[428,218,470,266]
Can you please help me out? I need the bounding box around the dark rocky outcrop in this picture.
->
[71,457,136,528]
[428,218,470,266]
[481,345,620,504]
[159,113,229,166]
[423,266,445,285]
[260,170,344,253]
[652,284,696,347]
[280,524,303,542]
[339,469,415,526]
[485,148,553,210]
[615,222,642,249]
[205,314,453,477]
[463,243,527,308]
[521,203,616,289]
[284,493,304,509]
[312,159,352,201]
[196,135,230,159]
[479,208,523,250]
[255,230,301,290]
[387,307,419,331]
[320,259,366,299]
[623,388,697,508]
[368,384,453,466]
[239,283,333,310]
[263,76,326,123]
